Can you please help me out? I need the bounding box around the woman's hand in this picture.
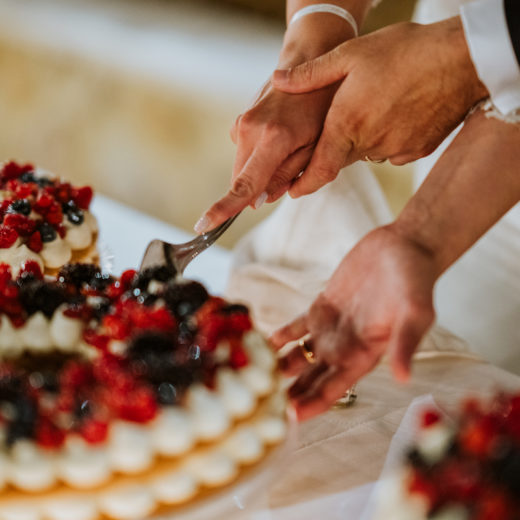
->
[272,17,488,198]
[271,225,437,421]
[195,82,337,232]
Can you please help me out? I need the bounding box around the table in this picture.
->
[94,195,520,519]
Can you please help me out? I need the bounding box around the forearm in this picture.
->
[393,110,520,276]
[280,0,372,67]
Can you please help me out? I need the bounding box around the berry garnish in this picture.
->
[0,226,18,248]
[38,222,57,243]
[7,199,31,216]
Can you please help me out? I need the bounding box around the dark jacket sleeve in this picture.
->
[504,0,520,65]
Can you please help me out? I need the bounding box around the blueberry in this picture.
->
[7,199,31,216]
[38,222,57,243]
[19,280,67,317]
[63,202,84,226]
[19,171,52,187]
[164,281,208,318]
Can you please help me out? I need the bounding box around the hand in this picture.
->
[271,226,437,421]
[272,17,488,198]
[194,82,337,233]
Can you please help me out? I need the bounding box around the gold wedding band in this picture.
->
[299,338,316,364]
[364,155,386,164]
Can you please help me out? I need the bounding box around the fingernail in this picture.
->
[194,215,211,234]
[254,191,268,209]
[273,69,289,82]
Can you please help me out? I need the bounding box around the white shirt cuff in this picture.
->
[461,0,520,115]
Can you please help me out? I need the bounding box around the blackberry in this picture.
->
[7,199,31,216]
[58,264,101,287]
[19,280,67,317]
[0,375,38,447]
[38,222,57,243]
[89,296,112,321]
[128,332,199,397]
[88,272,114,292]
[132,265,176,292]
[164,281,209,318]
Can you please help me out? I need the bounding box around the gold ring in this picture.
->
[364,155,386,164]
[298,338,316,364]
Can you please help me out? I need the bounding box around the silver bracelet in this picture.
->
[289,3,358,37]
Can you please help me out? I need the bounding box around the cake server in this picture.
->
[139,214,239,275]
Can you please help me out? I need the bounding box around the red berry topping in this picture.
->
[20,260,43,279]
[80,420,108,444]
[36,417,65,449]
[72,186,93,210]
[421,409,442,429]
[3,214,36,236]
[27,231,43,253]
[0,226,18,248]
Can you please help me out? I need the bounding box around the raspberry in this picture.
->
[14,183,35,199]
[421,409,442,429]
[118,386,158,423]
[3,214,36,236]
[230,345,249,368]
[106,281,124,300]
[19,260,43,281]
[120,269,138,289]
[36,417,65,449]
[103,314,130,340]
[27,231,43,253]
[1,161,33,181]
[54,182,72,204]
[83,329,110,351]
[459,416,498,457]
[80,420,108,444]
[45,203,63,225]
[0,227,18,248]
[34,193,54,212]
[72,186,93,210]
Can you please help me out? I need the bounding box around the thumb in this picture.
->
[273,45,349,94]
[387,313,433,383]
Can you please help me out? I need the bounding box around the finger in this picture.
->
[230,115,241,144]
[288,361,329,399]
[270,314,308,350]
[272,44,350,94]
[288,119,353,198]
[195,146,285,233]
[265,146,313,201]
[387,312,434,383]
[278,343,313,377]
[292,367,352,421]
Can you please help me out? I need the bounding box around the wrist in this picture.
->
[386,220,445,279]
[278,13,356,68]
[440,16,489,105]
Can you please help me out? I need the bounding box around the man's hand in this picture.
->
[271,226,436,421]
[272,17,488,198]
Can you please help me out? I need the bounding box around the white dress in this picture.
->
[413,0,520,373]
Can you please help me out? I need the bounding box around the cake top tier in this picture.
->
[0,161,97,273]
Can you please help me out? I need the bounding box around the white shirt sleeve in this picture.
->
[461,0,520,115]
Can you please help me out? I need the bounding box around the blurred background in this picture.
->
[0,0,416,247]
